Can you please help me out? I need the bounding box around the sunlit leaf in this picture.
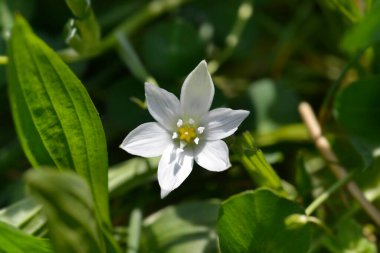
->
[217,189,311,253]
[140,201,220,253]
[0,220,52,253]
[25,169,106,253]
[342,1,380,51]
[0,197,46,236]
[236,132,286,196]
[7,15,110,227]
[108,157,159,197]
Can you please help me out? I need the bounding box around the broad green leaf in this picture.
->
[217,189,311,253]
[323,218,377,253]
[332,135,374,171]
[342,1,380,51]
[0,197,47,236]
[25,169,105,253]
[0,221,52,253]
[140,201,220,253]
[334,76,380,145]
[7,15,110,226]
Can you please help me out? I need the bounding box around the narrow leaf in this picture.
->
[0,197,46,236]
[0,221,52,253]
[65,0,91,18]
[237,132,286,196]
[25,169,105,253]
[7,15,110,226]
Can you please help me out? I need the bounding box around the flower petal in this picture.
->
[158,145,194,198]
[145,83,180,131]
[180,60,215,119]
[195,140,231,172]
[120,122,171,157]
[204,108,249,140]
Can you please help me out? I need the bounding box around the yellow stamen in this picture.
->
[178,125,197,143]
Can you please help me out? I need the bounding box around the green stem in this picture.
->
[331,0,359,22]
[127,208,142,253]
[0,55,8,64]
[208,0,253,74]
[59,0,190,62]
[305,171,354,216]
[115,32,157,85]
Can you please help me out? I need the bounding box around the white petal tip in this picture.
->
[119,142,129,151]
[197,60,208,70]
[160,189,171,199]
[242,110,250,116]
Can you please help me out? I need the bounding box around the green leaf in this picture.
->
[0,221,52,253]
[341,1,380,52]
[334,76,380,145]
[108,157,159,197]
[0,197,47,236]
[65,0,90,18]
[217,189,311,253]
[236,132,286,196]
[332,135,374,171]
[323,218,377,253]
[25,169,106,253]
[7,15,110,226]
[140,201,220,253]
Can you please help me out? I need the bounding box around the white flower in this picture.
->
[120,60,249,198]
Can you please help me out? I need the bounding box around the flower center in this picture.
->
[173,118,205,146]
[178,125,196,143]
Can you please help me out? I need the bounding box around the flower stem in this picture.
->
[116,32,157,85]
[319,48,365,124]
[208,0,253,74]
[59,0,190,62]
[305,170,354,216]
